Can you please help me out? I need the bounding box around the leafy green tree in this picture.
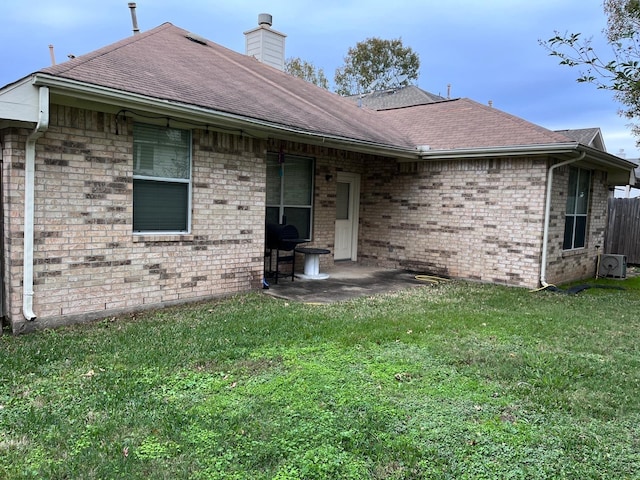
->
[285,57,329,90]
[334,37,420,96]
[542,0,640,138]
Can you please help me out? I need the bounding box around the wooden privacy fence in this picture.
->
[606,197,640,265]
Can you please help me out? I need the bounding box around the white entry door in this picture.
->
[334,172,360,261]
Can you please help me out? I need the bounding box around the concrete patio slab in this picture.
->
[262,264,434,304]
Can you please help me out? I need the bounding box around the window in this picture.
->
[133,123,191,233]
[336,181,350,220]
[265,153,314,239]
[563,166,591,250]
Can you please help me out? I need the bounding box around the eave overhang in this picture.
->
[29,74,418,160]
[0,76,41,128]
[6,74,636,182]
[414,142,636,185]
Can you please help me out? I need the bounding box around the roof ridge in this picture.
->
[374,97,460,112]
[197,37,392,135]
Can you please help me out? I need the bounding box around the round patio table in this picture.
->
[295,247,331,279]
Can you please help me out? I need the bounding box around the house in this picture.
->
[614,161,640,198]
[0,16,636,333]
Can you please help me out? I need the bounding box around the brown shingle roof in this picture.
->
[377,98,574,150]
[36,23,577,154]
[39,23,413,149]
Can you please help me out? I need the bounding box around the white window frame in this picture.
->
[132,123,192,234]
[563,166,591,250]
[265,153,315,240]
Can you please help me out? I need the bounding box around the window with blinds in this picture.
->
[265,153,314,240]
[133,123,191,233]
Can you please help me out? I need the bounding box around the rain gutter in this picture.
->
[539,151,586,288]
[413,143,584,160]
[23,86,49,320]
[415,142,635,172]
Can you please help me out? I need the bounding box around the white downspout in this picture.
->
[540,151,586,287]
[23,86,49,320]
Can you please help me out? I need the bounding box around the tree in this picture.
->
[542,0,640,138]
[285,57,329,90]
[334,37,420,96]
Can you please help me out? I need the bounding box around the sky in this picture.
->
[2,0,639,161]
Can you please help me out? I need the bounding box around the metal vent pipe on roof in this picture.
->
[258,13,273,27]
[128,2,140,35]
[48,44,56,66]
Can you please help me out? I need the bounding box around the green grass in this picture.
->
[1,274,640,479]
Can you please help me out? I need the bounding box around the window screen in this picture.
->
[133,123,191,233]
[563,167,591,250]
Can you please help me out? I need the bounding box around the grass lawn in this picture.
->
[1,274,639,479]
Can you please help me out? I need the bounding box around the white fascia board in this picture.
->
[33,74,417,159]
[0,77,40,123]
[415,142,636,184]
[416,143,635,169]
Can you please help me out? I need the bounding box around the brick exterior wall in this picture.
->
[270,143,602,289]
[1,107,613,332]
[2,105,266,333]
[355,157,549,286]
[544,166,608,284]
[1,129,25,325]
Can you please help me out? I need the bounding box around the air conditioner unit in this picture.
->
[598,254,627,279]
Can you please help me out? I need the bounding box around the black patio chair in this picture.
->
[265,223,307,283]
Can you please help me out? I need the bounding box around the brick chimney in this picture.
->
[244,14,286,71]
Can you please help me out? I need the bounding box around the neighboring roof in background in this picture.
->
[346,85,446,110]
[555,128,606,152]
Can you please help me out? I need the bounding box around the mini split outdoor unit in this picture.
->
[598,254,627,279]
